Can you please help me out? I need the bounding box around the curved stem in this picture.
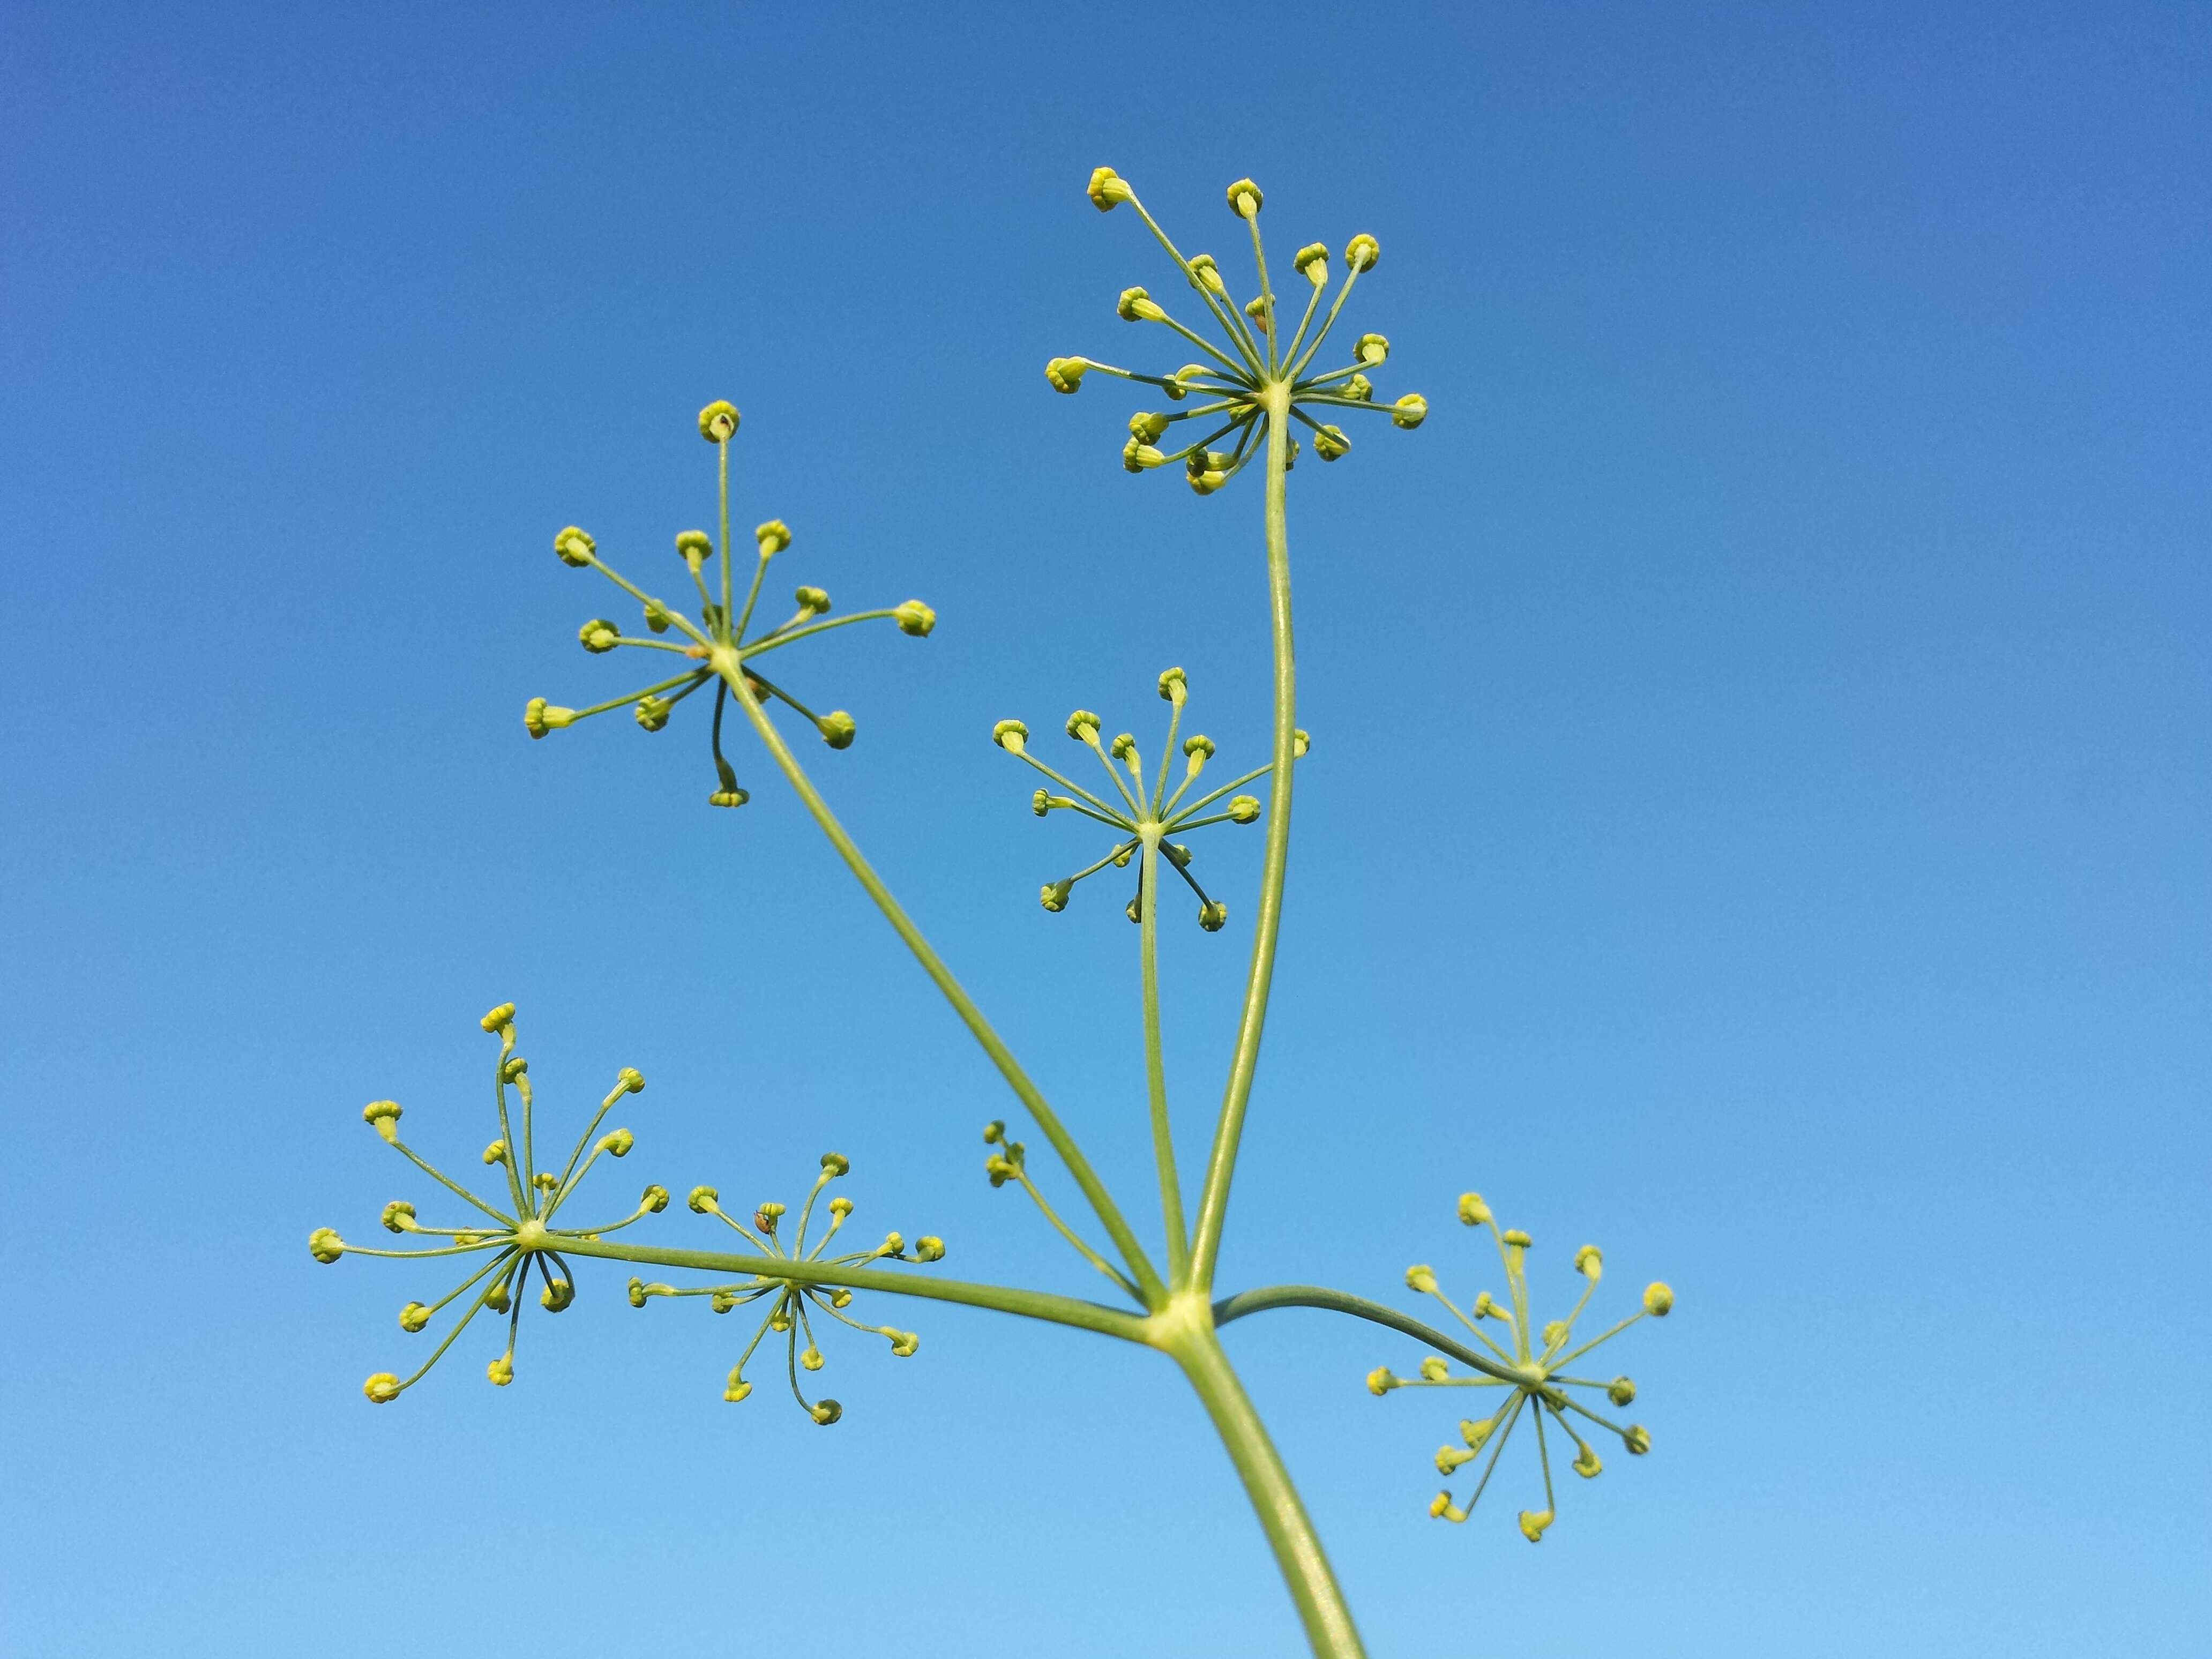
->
[1210,1283,1526,1386]
[1189,387,1296,1292]
[1140,839,1191,1285]
[722,670,1169,1311]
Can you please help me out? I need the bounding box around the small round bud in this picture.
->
[362,1100,403,1142]
[627,1278,649,1308]
[363,1372,402,1404]
[634,696,671,733]
[1313,424,1350,462]
[1429,1492,1459,1521]
[1225,177,1264,216]
[578,617,621,653]
[487,1354,514,1387]
[1345,234,1380,272]
[800,1345,825,1372]
[524,698,575,739]
[1541,1319,1570,1348]
[698,400,739,442]
[1502,1228,1533,1249]
[890,1330,920,1357]
[756,1202,787,1231]
[1123,438,1167,472]
[482,1139,507,1165]
[1183,734,1215,761]
[1244,295,1271,323]
[1518,1508,1554,1543]
[1044,356,1089,394]
[829,1289,853,1308]
[792,585,830,614]
[894,599,936,636]
[1624,1425,1651,1455]
[879,1231,905,1254]
[309,1228,345,1264]
[541,1277,574,1312]
[380,1200,416,1234]
[1608,1376,1636,1407]
[1436,1444,1476,1475]
[992,718,1030,753]
[485,1280,511,1313]
[1066,709,1101,741]
[1366,1366,1398,1396]
[1110,732,1137,760]
[554,526,596,567]
[1461,1415,1498,1449]
[1227,795,1261,824]
[1032,788,1053,817]
[709,788,750,809]
[1471,1292,1503,1320]
[480,1003,515,1032]
[1343,372,1374,402]
[1118,286,1167,323]
[617,1066,644,1094]
[1643,1282,1674,1317]
[1087,167,1132,212]
[1575,1244,1603,1280]
[642,600,672,633]
[819,1152,851,1177]
[1404,1264,1438,1294]
[1185,254,1226,296]
[1458,1192,1491,1226]
[675,529,713,563]
[1419,1356,1449,1381]
[1294,242,1330,283]
[1126,894,1144,925]
[914,1236,945,1262]
[829,1195,855,1218]
[754,519,791,554]
[687,1185,720,1214]
[723,1372,753,1404]
[817,710,856,750]
[1156,666,1187,703]
[709,1289,737,1313]
[533,1171,558,1193]
[640,1184,670,1212]
[1574,1444,1604,1478]
[1189,465,1230,496]
[1130,411,1172,444]
[1354,332,1390,365]
[501,1055,527,1081]
[1193,902,1227,935]
[982,1120,1006,1145]
[1292,728,1311,757]
[1392,393,1429,430]
[599,1127,634,1158]
[399,1302,431,1333]
[810,1399,842,1425]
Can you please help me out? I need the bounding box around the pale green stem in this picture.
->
[1210,1283,1528,1386]
[1139,839,1190,1284]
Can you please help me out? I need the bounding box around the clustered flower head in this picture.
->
[532,400,937,808]
[1366,1190,1672,1542]
[628,1154,945,1425]
[991,667,1303,930]
[310,1003,662,1402]
[1047,170,1426,493]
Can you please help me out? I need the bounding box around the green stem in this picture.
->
[1139,839,1191,1284]
[1189,385,1296,1292]
[722,668,1170,1310]
[1211,1283,1527,1386]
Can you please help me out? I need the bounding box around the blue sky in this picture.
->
[2,4,2207,1655]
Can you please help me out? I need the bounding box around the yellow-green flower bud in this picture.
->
[1643,1282,1674,1317]
[709,787,750,808]
[879,1230,904,1254]
[1574,1244,1603,1279]
[1608,1376,1636,1407]
[801,1345,825,1372]
[1186,254,1227,295]
[1518,1508,1554,1543]
[1346,234,1380,272]
[1294,242,1329,284]
[487,1353,514,1386]
[698,400,739,443]
[1189,466,1230,496]
[634,696,671,733]
[1392,393,1428,430]
[914,1235,945,1262]
[1227,795,1261,824]
[640,1184,670,1212]
[675,529,713,564]
[309,1228,345,1264]
[643,600,672,633]
[1087,166,1132,211]
[380,1200,416,1234]
[1044,356,1089,394]
[1429,1492,1467,1522]
[890,1330,920,1357]
[1462,1415,1498,1449]
[829,1289,853,1308]
[754,519,791,554]
[1624,1425,1651,1455]
[541,1277,574,1312]
[399,1302,431,1333]
[1542,1319,1570,1348]
[1125,893,1144,925]
[992,718,1030,753]
[1244,295,1271,324]
[1118,286,1167,323]
[1130,411,1171,444]
[687,1185,719,1214]
[1180,736,1215,768]
[1354,332,1389,365]
[363,1372,402,1404]
[533,1171,558,1193]
[817,710,856,750]
[792,585,829,614]
[724,1371,753,1403]
[1436,1444,1476,1475]
[597,1127,633,1158]
[485,1279,511,1313]
[1313,424,1350,462]
[554,526,596,567]
[1123,438,1166,472]
[1109,731,1137,760]
[524,698,574,739]
[1156,666,1187,703]
[1405,1264,1438,1294]
[482,1139,507,1165]
[579,617,621,653]
[617,1066,644,1095]
[1293,728,1311,757]
[480,1003,515,1032]
[756,1201,787,1232]
[1031,788,1054,817]
[501,1055,527,1082]
[829,1195,855,1218]
[1366,1366,1398,1396]
[362,1100,403,1142]
[804,1153,845,1180]
[1225,177,1263,216]
[1503,1228,1533,1249]
[1066,709,1101,742]
[1574,1445,1603,1478]
[1472,1291,1504,1320]
[1419,1356,1449,1381]
[626,1278,649,1308]
[982,1120,1006,1145]
[1458,1192,1491,1225]
[810,1399,842,1425]
[1343,372,1374,402]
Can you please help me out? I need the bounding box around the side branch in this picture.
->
[1211,1284,1525,1386]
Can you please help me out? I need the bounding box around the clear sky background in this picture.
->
[3,4,2207,1655]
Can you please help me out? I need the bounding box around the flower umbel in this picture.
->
[1052,170,1425,494]
[628,1154,941,1423]
[1369,1191,1670,1539]
[533,402,937,808]
[994,667,1302,931]
[312,1003,662,1402]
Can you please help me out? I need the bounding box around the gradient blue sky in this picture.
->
[3,5,2207,1655]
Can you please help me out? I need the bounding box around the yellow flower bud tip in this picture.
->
[1428,1492,1451,1520]
[1043,879,1073,916]
[1353,332,1390,366]
[380,1200,416,1234]
[640,1184,670,1213]
[698,400,739,443]
[1129,411,1172,445]
[1366,1366,1397,1396]
[1291,727,1311,757]
[634,695,671,733]
[1186,253,1225,295]
[500,1055,527,1082]
[1574,1446,1604,1479]
[1503,1228,1533,1249]
[769,1310,790,1333]
[1471,1292,1501,1319]
[709,1289,738,1313]
[479,1002,515,1033]
[626,1277,648,1308]
[1294,242,1329,282]
[1603,1375,1638,1407]
[309,1228,345,1264]
[1344,372,1374,403]
[829,1288,853,1309]
[1029,787,1055,817]
[1243,296,1273,324]
[891,1330,921,1357]
[1456,1192,1491,1226]
[1044,356,1089,394]
[1122,438,1166,472]
[1225,177,1264,216]
[540,1277,574,1312]
[1150,667,1187,706]
[708,788,750,809]
[578,617,622,653]
[398,1301,432,1334]
[753,518,792,555]
[1392,393,1429,430]
[642,600,672,634]
[524,698,575,739]
[363,1372,402,1404]
[1117,285,1167,323]
[1518,1508,1555,1543]
[1086,166,1132,211]
[786,584,830,615]
[1314,424,1351,462]
[1625,1425,1651,1455]
[554,526,597,567]
[810,1400,843,1426]
[914,1235,945,1262]
[982,1119,1006,1145]
[533,1171,559,1193]
[1223,794,1262,826]
[879,1231,905,1254]
[480,1138,507,1165]
[687,1185,720,1214]
[808,1152,848,1180]
[1542,1320,1570,1349]
[487,1354,514,1387]
[1644,1282,1675,1317]
[675,529,713,563]
[828,1196,855,1220]
[1171,735,1213,766]
[756,1200,787,1227]
[485,1280,511,1313]
[724,1376,754,1404]
[1346,234,1380,272]
[1404,1264,1438,1294]
[1461,1416,1496,1450]
[1574,1244,1603,1279]
[1419,1356,1449,1382]
[991,718,1030,753]
[361,1099,403,1140]
[1104,732,1135,763]
[881,596,931,638]
[597,1127,634,1158]
[1125,894,1144,925]
[817,710,857,750]
[800,1346,825,1372]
